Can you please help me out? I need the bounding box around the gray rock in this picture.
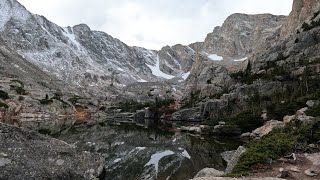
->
[221,150,237,164]
[280,0,320,38]
[189,126,202,133]
[240,132,252,139]
[252,120,285,138]
[204,14,286,58]
[277,168,289,178]
[0,123,105,180]
[295,115,315,124]
[306,100,320,108]
[305,153,320,166]
[171,107,201,121]
[56,159,65,166]
[289,166,300,172]
[194,168,225,178]
[283,115,296,124]
[296,107,308,116]
[304,168,318,177]
[225,146,246,174]
[0,158,11,167]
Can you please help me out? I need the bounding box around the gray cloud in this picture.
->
[17,0,293,50]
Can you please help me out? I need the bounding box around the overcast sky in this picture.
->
[17,0,293,50]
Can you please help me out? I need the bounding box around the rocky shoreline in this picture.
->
[0,123,105,180]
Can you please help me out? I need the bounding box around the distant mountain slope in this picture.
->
[0,0,287,97]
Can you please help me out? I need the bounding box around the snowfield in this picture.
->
[146,56,175,79]
[208,54,223,61]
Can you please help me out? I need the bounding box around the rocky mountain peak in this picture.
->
[280,0,320,38]
[0,0,31,31]
[155,13,287,77]
[203,13,287,58]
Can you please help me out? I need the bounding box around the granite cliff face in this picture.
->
[203,14,287,58]
[177,0,320,129]
[280,0,320,38]
[157,44,196,76]
[156,14,287,76]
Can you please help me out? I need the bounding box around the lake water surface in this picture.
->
[55,123,241,180]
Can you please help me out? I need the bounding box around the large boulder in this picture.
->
[171,107,201,121]
[221,150,237,164]
[194,168,225,178]
[306,100,320,108]
[252,120,285,138]
[0,123,105,180]
[225,146,246,174]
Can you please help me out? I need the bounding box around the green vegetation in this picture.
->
[18,96,24,101]
[302,15,320,32]
[181,90,201,109]
[228,132,295,177]
[267,101,305,120]
[230,59,297,85]
[306,104,320,117]
[37,81,49,88]
[10,85,27,95]
[206,109,263,133]
[231,66,289,85]
[11,79,24,87]
[0,90,9,100]
[228,120,320,177]
[39,98,53,105]
[0,101,9,109]
[10,79,27,95]
[39,93,70,108]
[118,100,147,112]
[52,93,70,108]
[118,97,175,113]
[68,95,84,105]
[266,87,320,120]
[99,106,107,111]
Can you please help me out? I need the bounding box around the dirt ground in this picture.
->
[249,153,320,180]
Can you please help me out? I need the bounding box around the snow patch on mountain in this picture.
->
[180,150,191,159]
[62,27,81,49]
[181,72,190,80]
[145,150,175,174]
[147,56,175,79]
[166,52,182,70]
[208,54,223,61]
[234,57,248,61]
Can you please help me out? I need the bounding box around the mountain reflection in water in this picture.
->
[55,123,241,180]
